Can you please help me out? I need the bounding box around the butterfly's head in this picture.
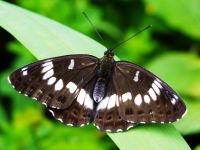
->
[104,49,114,58]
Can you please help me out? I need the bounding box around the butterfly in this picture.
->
[8,47,187,132]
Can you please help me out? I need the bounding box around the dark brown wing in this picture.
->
[8,54,99,109]
[112,61,187,124]
[48,77,97,127]
[94,79,136,132]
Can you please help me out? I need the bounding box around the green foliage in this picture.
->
[145,0,200,39]
[0,0,200,149]
[109,124,189,150]
[195,145,200,150]
[117,29,157,63]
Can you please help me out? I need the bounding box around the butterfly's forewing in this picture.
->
[112,61,187,124]
[48,77,97,127]
[94,78,136,132]
[9,55,98,109]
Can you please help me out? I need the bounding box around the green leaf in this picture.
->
[145,0,200,39]
[109,125,188,150]
[117,29,157,64]
[0,1,191,150]
[195,145,200,150]
[0,1,106,59]
[175,100,200,135]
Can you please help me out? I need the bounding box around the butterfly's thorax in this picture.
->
[92,55,115,103]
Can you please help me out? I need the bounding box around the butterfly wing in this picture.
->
[94,78,136,132]
[48,77,97,127]
[111,61,187,124]
[8,54,99,109]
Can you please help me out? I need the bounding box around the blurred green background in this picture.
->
[0,0,200,150]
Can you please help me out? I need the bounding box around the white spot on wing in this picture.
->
[55,79,64,91]
[44,59,52,62]
[80,124,85,127]
[84,94,93,109]
[134,94,142,106]
[94,123,100,130]
[42,61,53,67]
[107,94,117,109]
[152,83,160,95]
[77,89,86,105]
[68,59,75,70]
[122,92,132,102]
[116,129,123,132]
[171,98,176,105]
[22,70,28,76]
[156,78,162,83]
[174,94,178,99]
[51,106,58,109]
[21,67,28,71]
[97,97,109,110]
[57,118,63,123]
[67,123,73,126]
[106,129,111,132]
[42,102,47,106]
[127,125,134,130]
[133,71,140,82]
[116,97,119,107]
[43,69,54,80]
[154,80,162,88]
[7,76,11,84]
[66,82,77,93]
[41,64,53,73]
[127,120,135,123]
[47,77,56,85]
[49,110,55,117]
[181,109,187,118]
[144,95,150,104]
[148,88,157,101]
[32,97,37,100]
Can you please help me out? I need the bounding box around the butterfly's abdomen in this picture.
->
[93,78,107,103]
[92,56,114,103]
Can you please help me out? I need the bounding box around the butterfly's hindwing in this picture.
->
[94,79,136,132]
[9,55,99,109]
[112,61,187,124]
[48,77,97,127]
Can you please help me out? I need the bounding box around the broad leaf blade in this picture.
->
[109,125,189,150]
[0,1,191,150]
[0,1,106,59]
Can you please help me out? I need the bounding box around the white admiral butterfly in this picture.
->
[8,14,187,132]
[8,50,187,132]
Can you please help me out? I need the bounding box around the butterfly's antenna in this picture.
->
[82,12,107,49]
[110,25,152,51]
